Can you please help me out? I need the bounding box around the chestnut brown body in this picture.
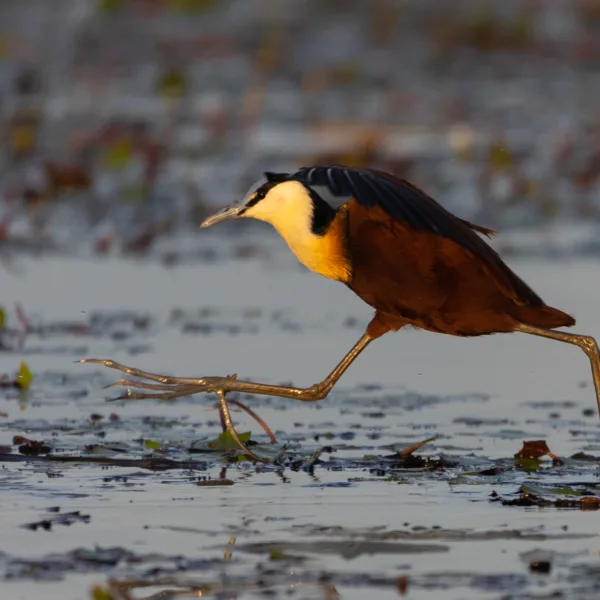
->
[345,199,574,339]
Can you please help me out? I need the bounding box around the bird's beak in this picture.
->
[200,204,243,229]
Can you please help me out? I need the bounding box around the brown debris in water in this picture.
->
[500,491,600,510]
[396,575,409,594]
[196,478,235,487]
[515,440,562,464]
[389,436,457,470]
[398,436,437,457]
[14,435,51,456]
[528,557,552,574]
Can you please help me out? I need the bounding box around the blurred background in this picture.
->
[1,0,600,261]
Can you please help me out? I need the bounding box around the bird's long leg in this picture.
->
[515,323,600,415]
[80,333,373,460]
[216,390,266,462]
[80,332,374,402]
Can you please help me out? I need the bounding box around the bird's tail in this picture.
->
[516,304,575,329]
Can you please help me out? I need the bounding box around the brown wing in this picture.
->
[281,165,541,306]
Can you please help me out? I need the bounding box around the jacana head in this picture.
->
[200,173,336,237]
[201,172,350,282]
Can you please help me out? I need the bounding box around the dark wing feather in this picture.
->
[282,165,541,305]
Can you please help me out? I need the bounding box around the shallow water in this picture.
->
[1,234,600,599]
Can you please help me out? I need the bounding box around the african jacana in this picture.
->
[82,166,600,460]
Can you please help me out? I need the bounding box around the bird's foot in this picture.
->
[78,358,276,462]
[78,358,238,399]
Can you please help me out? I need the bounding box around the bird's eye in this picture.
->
[244,188,265,210]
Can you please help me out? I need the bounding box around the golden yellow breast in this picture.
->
[273,205,352,284]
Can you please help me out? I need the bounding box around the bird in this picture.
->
[81,165,600,460]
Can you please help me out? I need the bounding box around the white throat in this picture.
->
[243,181,351,282]
[244,180,317,254]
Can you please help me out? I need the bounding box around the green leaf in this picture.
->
[208,430,252,450]
[17,361,33,390]
[515,457,541,472]
[103,142,133,170]
[91,585,115,600]
[144,439,162,450]
[268,548,306,562]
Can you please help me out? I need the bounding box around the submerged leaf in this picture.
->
[571,452,600,462]
[84,443,127,455]
[497,483,600,509]
[551,486,588,496]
